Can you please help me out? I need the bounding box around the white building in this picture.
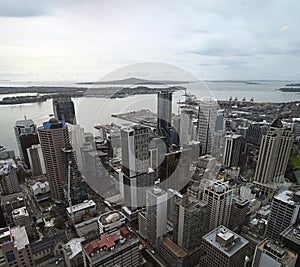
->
[66,200,96,224]
[146,187,168,247]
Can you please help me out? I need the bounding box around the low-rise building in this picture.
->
[63,237,85,267]
[66,200,96,224]
[83,226,140,267]
[98,211,126,235]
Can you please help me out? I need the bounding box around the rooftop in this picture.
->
[99,211,125,226]
[203,226,249,257]
[63,237,85,260]
[161,237,188,258]
[258,239,297,265]
[274,190,300,205]
[12,206,29,219]
[66,200,96,215]
[84,227,138,260]
[281,223,300,246]
[11,226,29,250]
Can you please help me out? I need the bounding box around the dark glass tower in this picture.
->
[53,96,77,125]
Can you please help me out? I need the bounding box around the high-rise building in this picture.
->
[0,226,35,267]
[254,119,293,184]
[0,159,20,195]
[252,239,298,267]
[121,125,156,209]
[265,190,300,241]
[229,196,250,232]
[173,194,207,250]
[26,144,46,176]
[38,118,70,202]
[14,119,39,167]
[53,96,77,125]
[203,181,233,231]
[223,134,242,167]
[200,225,249,267]
[157,90,172,147]
[197,97,218,156]
[146,187,168,247]
[121,125,151,178]
[67,123,85,172]
[180,107,195,145]
[62,145,87,206]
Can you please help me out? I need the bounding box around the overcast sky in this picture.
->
[0,0,300,81]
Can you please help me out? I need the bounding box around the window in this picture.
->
[6,251,15,262]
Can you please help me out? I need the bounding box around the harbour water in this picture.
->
[0,80,299,154]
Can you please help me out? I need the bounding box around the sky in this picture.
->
[0,0,300,81]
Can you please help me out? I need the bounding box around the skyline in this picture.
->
[0,0,300,81]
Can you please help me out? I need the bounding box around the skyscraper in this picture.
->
[180,107,195,145]
[203,181,233,231]
[265,190,300,241]
[62,145,87,206]
[254,119,293,184]
[53,96,76,125]
[121,125,151,178]
[197,97,218,156]
[157,90,172,147]
[173,194,207,250]
[223,134,242,167]
[14,119,39,167]
[146,187,168,247]
[121,125,155,208]
[26,144,46,176]
[38,118,69,202]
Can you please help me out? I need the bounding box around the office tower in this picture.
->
[38,118,70,202]
[146,187,168,247]
[265,190,300,241]
[173,195,207,250]
[67,123,85,172]
[14,119,39,167]
[138,211,147,239]
[280,223,300,267]
[246,123,268,146]
[252,239,298,267]
[180,107,194,145]
[203,181,233,231]
[157,90,172,147]
[121,125,151,178]
[223,134,242,167]
[98,211,126,235]
[254,119,293,184]
[229,196,250,232]
[167,188,182,223]
[26,144,46,176]
[62,145,87,206]
[0,160,20,195]
[53,96,76,125]
[121,125,155,209]
[197,97,218,156]
[200,225,249,267]
[12,206,32,235]
[0,226,35,267]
